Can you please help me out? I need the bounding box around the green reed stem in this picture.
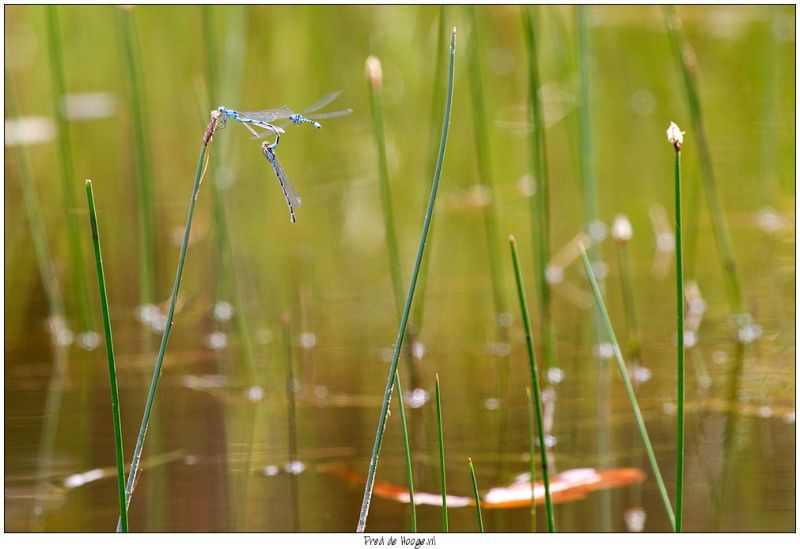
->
[117,122,215,531]
[576,6,612,529]
[116,7,167,530]
[663,6,746,324]
[356,27,456,534]
[464,5,507,320]
[86,180,128,533]
[365,55,418,531]
[673,141,685,533]
[509,235,554,532]
[575,6,598,256]
[394,371,416,532]
[525,387,537,532]
[434,374,449,531]
[521,4,559,376]
[45,5,93,335]
[466,7,512,497]
[579,244,676,530]
[46,9,93,527]
[468,458,484,532]
[117,6,158,306]
[366,57,403,315]
[6,70,68,334]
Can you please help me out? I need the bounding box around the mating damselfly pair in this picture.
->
[211,90,352,223]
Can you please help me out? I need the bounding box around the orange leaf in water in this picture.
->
[327,467,645,509]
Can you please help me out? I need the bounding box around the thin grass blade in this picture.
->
[579,244,676,530]
[435,374,448,531]
[86,180,128,532]
[509,235,555,532]
[526,387,537,532]
[355,26,457,534]
[468,458,484,532]
[116,119,216,531]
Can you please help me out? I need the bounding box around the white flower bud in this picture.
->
[612,214,633,242]
[667,121,685,151]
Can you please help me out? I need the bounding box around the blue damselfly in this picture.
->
[261,141,302,224]
[214,91,351,223]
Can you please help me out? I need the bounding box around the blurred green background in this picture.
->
[4,5,795,532]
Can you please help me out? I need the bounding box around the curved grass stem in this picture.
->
[356,26,456,534]
[468,458,484,532]
[509,235,555,532]
[663,6,745,323]
[579,244,676,530]
[116,121,216,531]
[365,54,417,531]
[117,6,158,306]
[521,5,558,374]
[45,5,94,336]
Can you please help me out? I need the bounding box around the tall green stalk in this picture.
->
[509,235,554,532]
[115,6,168,530]
[45,5,93,337]
[465,8,512,502]
[579,245,676,530]
[394,370,416,532]
[464,6,507,321]
[116,6,157,306]
[525,387,537,532]
[356,26,456,534]
[6,70,68,337]
[668,122,685,532]
[663,6,746,325]
[521,5,558,374]
[117,114,219,531]
[576,6,611,529]
[468,458,484,532]
[366,56,403,315]
[575,6,598,254]
[45,9,93,528]
[365,55,418,531]
[86,180,128,533]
